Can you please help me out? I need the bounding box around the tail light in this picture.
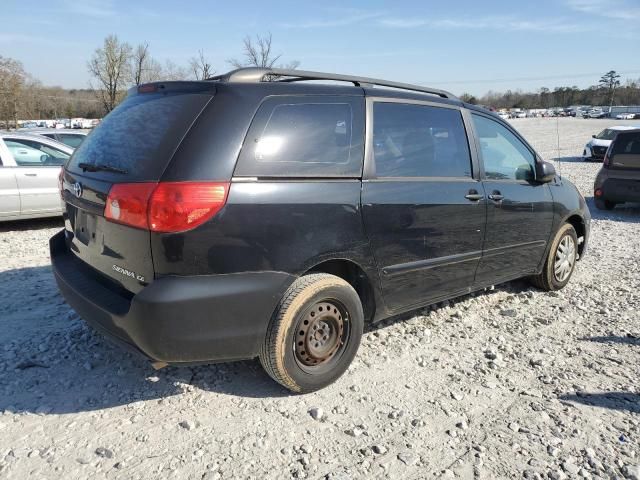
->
[105,182,229,233]
[594,188,603,197]
[105,183,156,230]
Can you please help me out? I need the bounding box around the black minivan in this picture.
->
[51,68,590,392]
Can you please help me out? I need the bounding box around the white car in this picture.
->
[582,126,637,161]
[0,132,73,221]
[615,113,636,120]
[30,128,88,149]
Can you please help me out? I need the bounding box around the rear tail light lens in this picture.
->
[104,182,229,233]
[595,188,603,197]
[148,182,228,233]
[105,183,156,230]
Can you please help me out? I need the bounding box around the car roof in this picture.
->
[134,67,464,107]
[29,128,88,135]
[0,131,75,153]
[606,126,638,131]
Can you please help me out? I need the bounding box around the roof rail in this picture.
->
[207,67,458,100]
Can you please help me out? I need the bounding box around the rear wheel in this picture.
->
[595,198,616,210]
[530,223,578,291]
[260,273,364,393]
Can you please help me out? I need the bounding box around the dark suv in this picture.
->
[51,68,590,393]
[594,129,640,210]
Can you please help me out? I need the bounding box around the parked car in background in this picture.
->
[588,109,609,119]
[594,129,640,210]
[51,67,590,393]
[32,128,88,149]
[583,126,637,161]
[0,132,72,221]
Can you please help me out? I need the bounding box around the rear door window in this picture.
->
[235,96,364,177]
[611,132,640,169]
[372,102,472,178]
[57,133,86,149]
[67,90,212,181]
[4,138,70,166]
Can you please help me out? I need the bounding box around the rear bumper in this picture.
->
[599,178,640,203]
[50,230,295,364]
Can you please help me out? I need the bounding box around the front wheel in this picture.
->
[260,273,364,393]
[530,223,578,291]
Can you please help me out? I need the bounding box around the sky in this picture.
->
[3,0,640,96]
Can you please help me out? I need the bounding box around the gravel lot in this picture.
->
[1,117,639,480]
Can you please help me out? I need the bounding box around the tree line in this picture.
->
[461,71,640,109]
[2,36,640,129]
[0,33,298,127]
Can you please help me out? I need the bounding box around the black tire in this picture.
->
[594,198,616,210]
[530,223,578,291]
[260,273,364,393]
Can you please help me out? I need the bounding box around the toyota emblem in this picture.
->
[72,182,83,198]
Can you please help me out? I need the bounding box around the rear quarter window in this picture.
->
[235,96,364,177]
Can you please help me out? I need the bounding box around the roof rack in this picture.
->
[207,67,458,100]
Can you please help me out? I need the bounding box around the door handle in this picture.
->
[488,191,504,202]
[24,173,37,177]
[465,189,484,201]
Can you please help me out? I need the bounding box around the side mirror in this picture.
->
[592,134,596,138]
[536,161,556,183]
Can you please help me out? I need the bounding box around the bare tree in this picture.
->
[599,70,621,108]
[160,60,188,81]
[88,35,132,112]
[131,43,165,84]
[189,50,214,80]
[0,56,27,128]
[228,33,283,69]
[131,42,150,86]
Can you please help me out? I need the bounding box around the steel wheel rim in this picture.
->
[554,235,576,282]
[294,300,350,373]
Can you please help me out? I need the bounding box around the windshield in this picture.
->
[595,129,617,140]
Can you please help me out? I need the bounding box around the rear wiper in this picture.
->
[78,162,128,174]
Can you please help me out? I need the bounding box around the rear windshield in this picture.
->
[611,132,640,169]
[67,91,211,181]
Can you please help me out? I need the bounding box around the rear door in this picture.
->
[469,112,554,284]
[0,147,20,218]
[62,84,214,293]
[4,137,68,214]
[361,99,486,312]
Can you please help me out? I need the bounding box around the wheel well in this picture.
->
[306,259,376,322]
[566,215,586,257]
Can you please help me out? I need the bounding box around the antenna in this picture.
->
[555,115,562,180]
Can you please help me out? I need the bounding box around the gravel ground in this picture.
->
[1,117,639,480]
